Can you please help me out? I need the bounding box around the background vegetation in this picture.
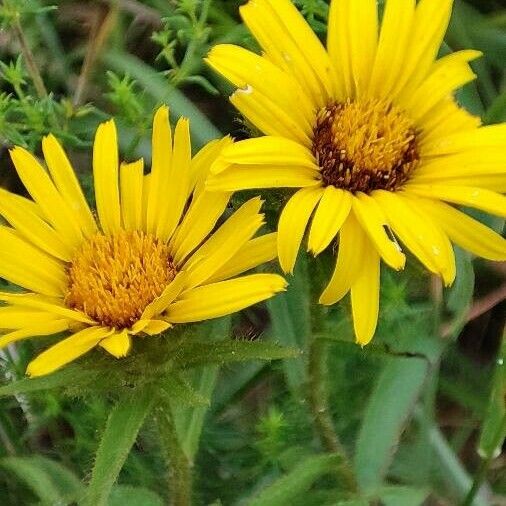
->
[0,0,504,504]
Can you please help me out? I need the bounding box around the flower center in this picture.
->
[65,230,177,329]
[312,99,420,193]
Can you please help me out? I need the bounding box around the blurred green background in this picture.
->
[0,0,504,504]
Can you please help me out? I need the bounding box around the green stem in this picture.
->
[307,337,358,492]
[156,404,193,506]
[462,413,506,506]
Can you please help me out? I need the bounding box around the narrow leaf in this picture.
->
[354,357,429,490]
[175,339,299,369]
[108,485,164,506]
[248,454,342,506]
[83,389,155,506]
[478,343,506,459]
[0,456,83,505]
[267,253,310,393]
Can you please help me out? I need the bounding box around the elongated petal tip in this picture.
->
[354,325,376,347]
[269,274,289,294]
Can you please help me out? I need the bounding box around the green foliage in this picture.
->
[83,389,156,506]
[0,0,504,504]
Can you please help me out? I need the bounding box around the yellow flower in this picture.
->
[0,106,286,377]
[206,0,506,345]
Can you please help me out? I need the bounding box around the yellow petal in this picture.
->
[406,184,506,219]
[206,232,278,284]
[141,272,188,320]
[206,45,314,130]
[157,117,192,241]
[411,150,506,182]
[9,147,83,249]
[0,226,67,296]
[183,197,265,288]
[391,0,453,97]
[240,0,333,106]
[419,99,480,144]
[230,87,312,145]
[166,274,287,323]
[0,320,70,349]
[0,189,73,261]
[415,198,506,262]
[130,318,172,335]
[0,307,63,329]
[206,164,319,192]
[399,50,480,122]
[99,330,131,358]
[278,187,323,274]
[308,186,352,255]
[170,191,231,264]
[0,292,94,324]
[423,123,506,156]
[190,136,234,195]
[120,159,144,231]
[332,0,377,96]
[319,213,366,305]
[368,0,415,98]
[27,326,114,377]
[93,120,121,234]
[327,0,352,97]
[430,175,506,193]
[141,320,171,336]
[374,191,456,285]
[352,193,406,270]
[351,241,380,346]
[212,136,316,173]
[42,134,97,237]
[147,106,172,235]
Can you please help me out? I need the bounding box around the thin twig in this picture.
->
[441,283,506,338]
[73,5,117,106]
[11,17,47,98]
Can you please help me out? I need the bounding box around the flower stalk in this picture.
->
[156,404,193,506]
[307,336,358,493]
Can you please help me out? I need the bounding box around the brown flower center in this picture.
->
[66,230,177,329]
[312,99,420,193]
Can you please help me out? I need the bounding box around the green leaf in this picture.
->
[374,485,429,506]
[415,410,489,506]
[174,338,300,369]
[444,247,475,338]
[267,253,310,393]
[0,365,98,397]
[102,50,221,149]
[484,90,506,124]
[0,455,84,505]
[83,388,155,506]
[478,342,506,459]
[173,317,232,460]
[108,485,164,506]
[159,372,210,408]
[354,357,429,490]
[247,454,342,506]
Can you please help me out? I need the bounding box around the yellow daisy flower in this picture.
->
[0,106,285,377]
[206,0,506,345]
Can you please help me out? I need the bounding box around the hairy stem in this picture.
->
[156,405,193,506]
[307,337,358,492]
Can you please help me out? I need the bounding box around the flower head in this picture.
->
[0,106,286,376]
[206,0,506,345]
